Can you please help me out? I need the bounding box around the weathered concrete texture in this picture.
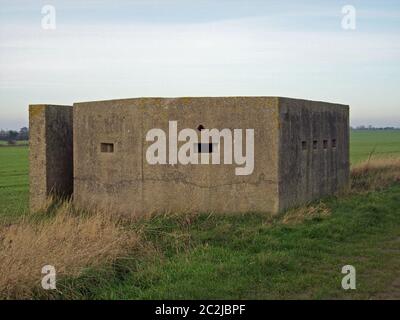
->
[72,97,349,217]
[73,97,280,216]
[29,105,73,212]
[277,98,350,211]
[29,97,349,216]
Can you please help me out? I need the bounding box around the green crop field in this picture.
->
[0,146,28,221]
[350,130,400,164]
[0,130,399,299]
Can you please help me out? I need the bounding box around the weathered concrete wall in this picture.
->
[30,97,349,216]
[29,105,73,212]
[278,98,350,211]
[73,97,281,217]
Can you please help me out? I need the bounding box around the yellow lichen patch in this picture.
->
[29,105,45,119]
[180,97,193,105]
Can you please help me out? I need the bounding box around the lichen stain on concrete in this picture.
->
[29,105,45,119]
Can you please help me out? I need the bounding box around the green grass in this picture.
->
[1,130,400,299]
[350,130,400,164]
[0,146,29,221]
[56,186,400,299]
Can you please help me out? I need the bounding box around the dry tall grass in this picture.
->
[1,157,399,299]
[351,157,400,192]
[0,200,140,299]
[280,202,331,225]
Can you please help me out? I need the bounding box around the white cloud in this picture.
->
[0,11,400,127]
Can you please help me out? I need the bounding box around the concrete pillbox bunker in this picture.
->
[29,97,350,216]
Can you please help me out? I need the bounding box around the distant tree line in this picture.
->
[351,125,400,131]
[0,125,397,145]
[0,127,29,145]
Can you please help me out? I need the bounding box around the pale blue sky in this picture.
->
[0,0,399,129]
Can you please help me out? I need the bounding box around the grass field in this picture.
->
[0,130,399,299]
[0,146,28,222]
[60,185,400,299]
[350,130,400,163]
